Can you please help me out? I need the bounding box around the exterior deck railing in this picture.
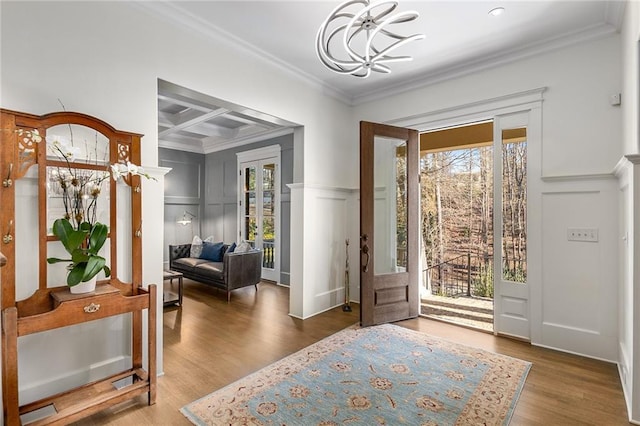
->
[424,254,471,297]
[263,240,275,269]
[423,253,495,298]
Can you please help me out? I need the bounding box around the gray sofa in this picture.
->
[169,243,262,301]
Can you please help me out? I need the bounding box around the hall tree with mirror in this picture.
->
[0,109,156,425]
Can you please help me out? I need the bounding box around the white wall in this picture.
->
[355,34,622,361]
[0,0,355,415]
[621,1,640,156]
[618,0,640,422]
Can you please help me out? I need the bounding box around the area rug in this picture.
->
[181,324,531,425]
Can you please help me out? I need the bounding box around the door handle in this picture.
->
[362,244,370,273]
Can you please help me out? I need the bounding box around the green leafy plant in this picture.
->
[46,219,111,286]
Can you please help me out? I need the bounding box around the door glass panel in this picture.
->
[373,136,407,275]
[263,190,274,216]
[245,191,256,216]
[243,165,257,247]
[262,163,276,270]
[501,127,527,283]
[245,216,257,243]
[245,166,256,191]
[263,163,275,190]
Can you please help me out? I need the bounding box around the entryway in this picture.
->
[419,119,528,333]
[359,90,542,340]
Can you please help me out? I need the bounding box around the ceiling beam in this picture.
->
[157,94,214,113]
[159,107,230,138]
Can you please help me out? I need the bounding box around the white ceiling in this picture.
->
[146,1,625,153]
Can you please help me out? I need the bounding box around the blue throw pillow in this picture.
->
[228,242,237,253]
[200,241,225,262]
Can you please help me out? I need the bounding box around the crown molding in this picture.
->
[158,139,205,155]
[352,22,618,105]
[131,1,351,105]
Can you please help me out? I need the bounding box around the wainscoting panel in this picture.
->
[311,193,348,311]
[161,158,201,205]
[539,178,618,361]
[291,184,359,318]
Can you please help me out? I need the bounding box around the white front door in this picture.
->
[238,146,281,282]
[493,112,530,339]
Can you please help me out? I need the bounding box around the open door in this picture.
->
[360,121,419,327]
[493,112,530,339]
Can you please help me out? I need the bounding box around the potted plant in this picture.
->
[47,219,110,293]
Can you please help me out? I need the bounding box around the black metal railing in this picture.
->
[423,253,495,298]
[424,254,471,297]
[263,240,275,269]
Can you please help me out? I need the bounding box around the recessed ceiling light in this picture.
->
[489,7,505,16]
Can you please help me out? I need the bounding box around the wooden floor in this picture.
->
[74,279,630,425]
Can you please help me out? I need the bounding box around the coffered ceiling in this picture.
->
[158,80,297,154]
[148,1,626,154]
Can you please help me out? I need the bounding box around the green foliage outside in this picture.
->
[420,131,527,298]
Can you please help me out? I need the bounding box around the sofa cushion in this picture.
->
[235,241,252,253]
[174,257,209,270]
[200,241,225,262]
[190,235,214,258]
[196,262,224,281]
[227,242,237,253]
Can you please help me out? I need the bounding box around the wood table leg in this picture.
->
[2,307,20,425]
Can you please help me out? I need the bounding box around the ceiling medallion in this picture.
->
[316,0,425,78]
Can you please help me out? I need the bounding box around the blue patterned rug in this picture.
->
[181,324,530,425]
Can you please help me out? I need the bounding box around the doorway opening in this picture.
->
[419,120,527,332]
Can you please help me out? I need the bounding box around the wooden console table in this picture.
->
[0,109,156,425]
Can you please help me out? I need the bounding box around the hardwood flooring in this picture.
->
[74,279,630,425]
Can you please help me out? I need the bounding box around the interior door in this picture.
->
[360,121,419,326]
[493,112,530,339]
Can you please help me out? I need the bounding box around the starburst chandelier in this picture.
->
[316,0,425,78]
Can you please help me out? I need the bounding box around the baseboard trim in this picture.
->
[289,301,360,320]
[531,342,617,364]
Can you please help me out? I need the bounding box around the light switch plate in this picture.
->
[567,228,598,242]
